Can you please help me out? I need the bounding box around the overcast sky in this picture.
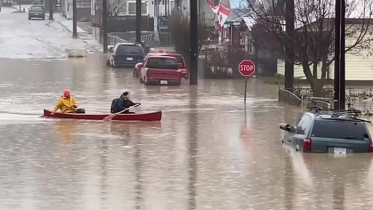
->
[230,0,247,8]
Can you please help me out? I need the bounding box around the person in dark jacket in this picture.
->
[113,91,140,113]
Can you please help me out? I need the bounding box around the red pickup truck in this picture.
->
[139,56,183,85]
[133,52,188,79]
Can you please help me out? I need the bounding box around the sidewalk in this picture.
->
[51,14,103,52]
[51,14,86,34]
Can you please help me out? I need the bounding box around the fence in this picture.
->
[279,87,373,111]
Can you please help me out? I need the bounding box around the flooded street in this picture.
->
[1,54,373,210]
[2,7,373,210]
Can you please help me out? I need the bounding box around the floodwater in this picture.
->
[1,54,373,210]
[2,7,373,210]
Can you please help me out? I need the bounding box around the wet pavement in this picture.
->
[2,7,373,210]
[0,7,100,59]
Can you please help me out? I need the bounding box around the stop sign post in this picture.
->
[238,60,256,104]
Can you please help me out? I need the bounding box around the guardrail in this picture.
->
[278,88,302,106]
[306,97,333,110]
[108,34,127,46]
[130,33,154,44]
[108,33,154,46]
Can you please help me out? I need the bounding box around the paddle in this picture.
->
[103,103,140,121]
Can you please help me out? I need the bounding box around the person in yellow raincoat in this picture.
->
[52,89,78,114]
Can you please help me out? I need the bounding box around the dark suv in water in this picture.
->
[107,43,145,68]
[280,109,373,153]
[28,5,45,20]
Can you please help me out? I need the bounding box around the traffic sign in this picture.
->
[239,60,256,104]
[238,60,255,77]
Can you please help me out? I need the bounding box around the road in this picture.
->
[0,6,100,59]
[1,7,373,210]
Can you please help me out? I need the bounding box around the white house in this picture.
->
[63,0,91,20]
[172,0,216,26]
[277,19,373,82]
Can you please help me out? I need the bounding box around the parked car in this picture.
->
[133,52,188,79]
[28,5,45,20]
[140,56,182,85]
[107,43,145,68]
[280,109,373,153]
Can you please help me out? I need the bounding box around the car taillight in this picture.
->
[303,138,312,151]
[369,143,373,153]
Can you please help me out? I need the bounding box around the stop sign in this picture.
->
[238,60,255,77]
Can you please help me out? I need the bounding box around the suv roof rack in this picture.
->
[308,103,371,123]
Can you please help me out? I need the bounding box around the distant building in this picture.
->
[62,0,91,21]
[277,19,373,81]
[176,0,216,26]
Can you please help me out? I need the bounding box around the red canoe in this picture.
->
[43,109,162,121]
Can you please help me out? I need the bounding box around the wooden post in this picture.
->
[72,0,77,37]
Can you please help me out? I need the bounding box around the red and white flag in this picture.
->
[205,0,230,29]
[217,5,230,29]
[205,0,220,13]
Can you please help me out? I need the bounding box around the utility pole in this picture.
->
[136,0,141,43]
[49,0,53,20]
[189,0,198,85]
[284,0,294,92]
[334,0,346,109]
[72,0,77,37]
[102,0,108,53]
[334,0,340,110]
[340,0,346,109]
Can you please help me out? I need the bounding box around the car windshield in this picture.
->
[116,45,143,54]
[311,119,369,140]
[146,57,178,69]
[31,6,43,11]
[166,55,183,63]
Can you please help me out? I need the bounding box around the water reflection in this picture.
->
[284,145,373,209]
[188,86,198,210]
[134,129,142,210]
[99,135,108,210]
[53,120,77,145]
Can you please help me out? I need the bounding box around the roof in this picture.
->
[147,52,182,56]
[312,18,373,25]
[241,17,255,30]
[147,55,177,59]
[219,8,253,26]
[295,18,373,32]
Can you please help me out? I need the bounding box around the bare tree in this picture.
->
[247,0,373,96]
[108,0,126,16]
[168,13,210,68]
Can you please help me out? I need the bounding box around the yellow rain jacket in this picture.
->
[53,96,78,113]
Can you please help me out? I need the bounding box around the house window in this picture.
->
[248,37,254,54]
[127,1,148,15]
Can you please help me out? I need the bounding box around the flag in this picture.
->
[217,4,230,29]
[205,0,231,29]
